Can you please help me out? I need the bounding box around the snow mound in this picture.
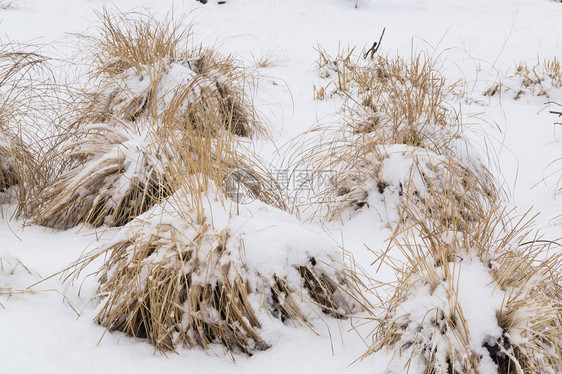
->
[366,213,562,374]
[79,187,359,354]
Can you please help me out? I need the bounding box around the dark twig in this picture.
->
[548,102,562,118]
[364,27,386,60]
[548,102,562,124]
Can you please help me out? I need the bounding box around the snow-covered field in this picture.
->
[1,0,561,373]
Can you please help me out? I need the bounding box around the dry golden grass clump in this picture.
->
[68,184,357,354]
[0,130,24,194]
[364,203,562,374]
[25,123,173,228]
[25,113,285,229]
[314,47,464,152]
[303,138,494,228]
[23,10,275,229]
[76,10,264,138]
[295,48,495,226]
[89,195,269,354]
[0,43,47,202]
[511,58,561,99]
[311,47,559,372]
[484,57,561,100]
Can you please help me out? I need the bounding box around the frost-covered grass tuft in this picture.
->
[24,113,285,229]
[483,57,562,101]
[66,186,359,354]
[293,49,495,228]
[314,47,465,149]
[364,205,562,374]
[23,10,281,229]
[25,123,172,228]
[0,42,49,205]
[75,9,264,138]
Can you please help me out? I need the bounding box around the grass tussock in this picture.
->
[512,58,561,100]
[23,10,280,229]
[25,123,172,228]
[67,184,357,354]
[484,57,562,100]
[0,42,48,204]
[293,47,495,227]
[363,197,562,373]
[25,114,286,229]
[76,9,264,137]
[92,207,269,354]
[314,46,464,150]
[26,115,285,229]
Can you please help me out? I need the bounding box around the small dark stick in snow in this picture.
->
[548,101,562,125]
[364,27,386,60]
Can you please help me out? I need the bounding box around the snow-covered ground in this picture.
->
[1,0,561,373]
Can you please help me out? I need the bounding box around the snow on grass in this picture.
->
[483,57,562,101]
[64,185,359,354]
[0,0,561,373]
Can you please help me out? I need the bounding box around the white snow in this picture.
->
[1,0,561,373]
